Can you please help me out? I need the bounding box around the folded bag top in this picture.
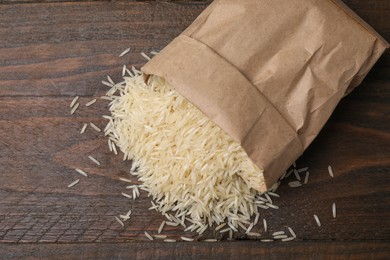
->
[143,0,389,191]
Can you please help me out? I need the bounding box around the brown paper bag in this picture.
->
[142,0,389,191]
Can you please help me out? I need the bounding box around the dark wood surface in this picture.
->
[0,0,389,259]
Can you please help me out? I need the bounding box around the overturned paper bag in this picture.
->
[142,0,389,191]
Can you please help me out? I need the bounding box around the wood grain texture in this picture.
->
[1,242,390,259]
[0,0,389,258]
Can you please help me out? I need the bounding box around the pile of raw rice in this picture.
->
[103,73,271,233]
[68,50,338,241]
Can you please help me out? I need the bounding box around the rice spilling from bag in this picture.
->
[104,74,266,232]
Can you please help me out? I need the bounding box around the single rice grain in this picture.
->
[314,214,321,227]
[145,231,153,241]
[85,99,97,107]
[67,179,80,188]
[75,168,88,177]
[328,165,334,178]
[80,123,88,134]
[88,155,101,166]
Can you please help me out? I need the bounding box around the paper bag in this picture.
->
[142,0,389,191]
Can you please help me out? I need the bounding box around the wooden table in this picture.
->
[0,0,389,259]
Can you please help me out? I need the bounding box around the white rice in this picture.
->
[80,123,88,134]
[102,81,114,88]
[119,177,132,183]
[89,122,101,132]
[285,169,294,178]
[328,165,334,178]
[88,155,101,166]
[272,231,285,236]
[297,167,309,173]
[215,223,226,231]
[114,216,124,227]
[107,75,115,85]
[70,102,79,115]
[141,52,151,61]
[282,237,295,242]
[158,221,165,234]
[166,221,179,227]
[266,203,279,209]
[288,227,297,238]
[85,99,97,107]
[263,219,267,232]
[304,171,309,184]
[70,96,79,108]
[112,142,118,155]
[121,192,132,199]
[163,239,176,243]
[219,227,231,233]
[180,236,194,242]
[150,51,159,55]
[75,168,88,177]
[273,235,288,239]
[267,192,280,198]
[154,235,167,239]
[261,239,273,242]
[294,169,301,181]
[314,214,321,227]
[119,214,130,221]
[122,65,127,77]
[67,179,80,188]
[245,222,254,234]
[332,202,337,218]
[103,74,270,234]
[288,181,302,188]
[247,232,261,237]
[144,231,153,241]
[264,193,273,204]
[119,48,131,57]
[204,239,218,242]
[229,229,233,240]
[254,213,260,226]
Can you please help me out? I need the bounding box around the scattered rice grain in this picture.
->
[273,235,288,239]
[288,227,297,238]
[180,236,194,242]
[67,179,80,188]
[75,168,88,177]
[145,231,153,241]
[80,123,88,134]
[263,219,267,232]
[314,214,321,227]
[114,216,124,227]
[288,181,302,188]
[304,171,310,184]
[158,221,165,234]
[89,122,101,132]
[119,48,131,57]
[121,192,132,199]
[332,202,337,218]
[328,165,334,178]
[282,237,295,242]
[70,102,79,115]
[141,52,151,61]
[119,177,132,183]
[204,239,217,242]
[85,99,97,107]
[88,155,101,166]
[261,239,273,242]
[154,235,167,239]
[163,239,176,243]
[70,96,79,108]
